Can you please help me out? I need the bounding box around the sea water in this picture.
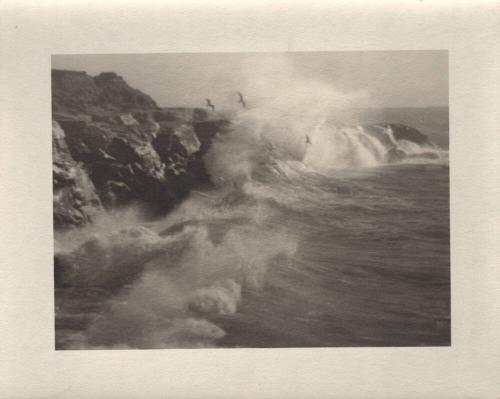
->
[55,107,449,349]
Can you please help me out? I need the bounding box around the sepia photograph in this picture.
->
[52,51,450,350]
[3,1,500,397]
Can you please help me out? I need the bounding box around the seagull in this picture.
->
[237,92,246,108]
[205,98,215,112]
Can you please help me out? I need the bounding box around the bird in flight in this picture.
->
[205,98,215,112]
[237,92,246,108]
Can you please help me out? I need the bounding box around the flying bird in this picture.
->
[237,92,246,108]
[205,98,215,112]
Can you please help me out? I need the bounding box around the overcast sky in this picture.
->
[52,51,448,108]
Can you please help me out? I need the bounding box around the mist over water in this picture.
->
[55,58,449,349]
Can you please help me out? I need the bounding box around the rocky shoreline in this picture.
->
[52,69,433,230]
[52,69,229,229]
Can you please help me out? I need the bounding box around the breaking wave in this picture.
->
[55,194,298,349]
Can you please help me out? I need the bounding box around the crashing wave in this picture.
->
[55,198,297,348]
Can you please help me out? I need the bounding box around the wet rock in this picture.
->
[52,69,230,228]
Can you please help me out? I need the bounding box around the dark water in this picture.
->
[55,107,450,349]
[218,164,450,347]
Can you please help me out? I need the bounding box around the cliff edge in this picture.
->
[52,69,228,229]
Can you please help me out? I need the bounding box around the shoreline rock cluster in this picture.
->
[52,69,228,229]
[52,69,433,230]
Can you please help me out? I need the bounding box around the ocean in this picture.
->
[55,106,450,349]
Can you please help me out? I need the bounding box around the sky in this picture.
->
[52,51,448,109]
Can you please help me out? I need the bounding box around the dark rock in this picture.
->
[107,137,143,164]
[363,123,430,147]
[100,181,132,207]
[59,120,112,163]
[51,70,101,115]
[52,69,159,116]
[93,72,158,113]
[52,69,230,228]
[193,120,229,152]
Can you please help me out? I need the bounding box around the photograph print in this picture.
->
[52,51,450,349]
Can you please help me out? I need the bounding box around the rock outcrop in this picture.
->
[52,69,228,229]
[362,123,435,162]
[52,70,159,116]
[363,123,431,147]
[52,69,434,229]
